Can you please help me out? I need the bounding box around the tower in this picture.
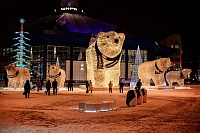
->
[12,18,30,70]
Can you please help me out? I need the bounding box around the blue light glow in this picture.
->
[12,18,30,70]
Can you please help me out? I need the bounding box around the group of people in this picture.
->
[84,79,142,94]
[45,79,58,96]
[23,79,58,98]
[23,78,143,98]
[108,79,142,93]
[85,80,115,93]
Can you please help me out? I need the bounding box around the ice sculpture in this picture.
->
[86,31,125,88]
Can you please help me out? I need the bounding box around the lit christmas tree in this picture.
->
[130,45,143,88]
[56,56,60,66]
[13,18,30,70]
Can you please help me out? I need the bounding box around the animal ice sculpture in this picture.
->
[86,31,125,88]
[166,68,192,87]
[49,65,66,88]
[138,58,172,86]
[5,64,30,88]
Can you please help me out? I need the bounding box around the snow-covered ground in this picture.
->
[0,85,200,133]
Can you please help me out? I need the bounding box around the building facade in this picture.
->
[0,0,178,84]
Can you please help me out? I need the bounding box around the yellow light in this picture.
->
[86,31,125,88]
[5,64,30,88]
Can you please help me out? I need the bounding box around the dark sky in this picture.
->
[0,0,200,59]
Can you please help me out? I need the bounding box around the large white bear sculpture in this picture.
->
[5,64,30,88]
[86,31,125,88]
[138,58,172,86]
[49,65,66,88]
[166,68,192,87]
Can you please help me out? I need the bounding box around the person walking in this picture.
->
[68,80,71,91]
[68,79,73,91]
[36,80,41,92]
[119,80,124,93]
[108,81,113,93]
[89,80,93,93]
[4,77,8,87]
[40,78,44,90]
[46,80,51,96]
[70,80,73,91]
[86,81,89,93]
[135,79,142,90]
[52,79,58,95]
[24,80,31,98]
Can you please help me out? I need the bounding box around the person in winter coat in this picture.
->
[89,80,93,93]
[119,81,124,93]
[46,80,51,96]
[135,79,142,90]
[24,80,31,98]
[52,79,58,95]
[86,81,90,93]
[108,81,113,93]
[36,80,41,92]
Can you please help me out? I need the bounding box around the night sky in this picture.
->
[0,0,199,60]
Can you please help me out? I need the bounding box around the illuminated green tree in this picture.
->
[12,18,30,70]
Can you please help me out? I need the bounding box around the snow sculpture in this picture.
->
[138,58,172,86]
[5,64,30,88]
[166,68,192,87]
[49,65,66,88]
[86,31,125,88]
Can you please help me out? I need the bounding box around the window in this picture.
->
[128,50,136,63]
[73,47,86,61]
[121,49,125,62]
[127,49,148,63]
[56,46,70,60]
[175,45,179,49]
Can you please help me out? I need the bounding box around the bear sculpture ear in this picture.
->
[119,33,125,39]
[98,32,104,37]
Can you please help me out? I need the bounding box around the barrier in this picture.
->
[126,90,137,107]
[79,101,116,112]
[141,88,147,103]
[136,89,143,105]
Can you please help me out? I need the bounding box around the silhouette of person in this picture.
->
[108,81,113,93]
[24,80,31,98]
[4,77,8,87]
[68,80,71,91]
[68,80,73,91]
[119,80,124,93]
[40,78,44,90]
[89,80,93,93]
[86,81,89,93]
[46,80,51,96]
[52,79,58,95]
[36,80,41,92]
[136,79,142,90]
[70,80,73,91]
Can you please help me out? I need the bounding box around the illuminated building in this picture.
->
[0,0,177,84]
[158,34,182,70]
